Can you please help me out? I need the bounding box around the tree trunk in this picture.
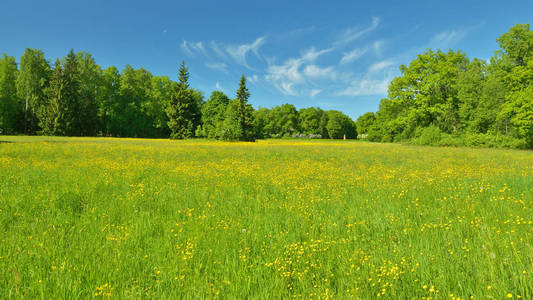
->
[24,97,28,134]
[505,118,508,136]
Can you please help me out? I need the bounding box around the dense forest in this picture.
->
[355,23,533,149]
[0,24,531,147]
[0,50,356,141]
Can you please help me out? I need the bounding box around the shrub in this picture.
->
[417,126,442,145]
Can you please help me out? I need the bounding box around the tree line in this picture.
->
[3,23,530,147]
[0,50,357,141]
[355,23,533,149]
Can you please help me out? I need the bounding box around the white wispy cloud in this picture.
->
[335,17,380,47]
[267,61,303,85]
[340,47,368,64]
[303,65,336,79]
[181,20,395,100]
[310,89,321,97]
[317,101,340,108]
[181,41,195,57]
[265,47,336,96]
[181,41,208,57]
[372,40,386,56]
[339,39,387,65]
[182,37,267,69]
[281,82,297,96]
[210,41,227,59]
[225,36,266,69]
[177,20,483,112]
[205,62,228,73]
[300,47,335,61]
[215,82,223,91]
[337,78,391,96]
[368,60,395,73]
[338,58,396,97]
[248,74,259,84]
[428,29,469,49]
[336,26,475,97]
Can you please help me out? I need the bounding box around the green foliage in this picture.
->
[0,54,19,134]
[387,49,468,136]
[189,89,204,135]
[148,75,173,136]
[365,23,533,149]
[4,22,531,148]
[259,104,299,138]
[178,61,189,88]
[326,110,357,139]
[437,133,528,149]
[99,66,121,136]
[496,23,533,67]
[167,83,193,139]
[219,99,244,141]
[253,106,333,139]
[113,65,150,137]
[103,65,172,138]
[235,75,255,141]
[355,112,376,137]
[298,107,326,136]
[61,49,83,136]
[38,59,66,135]
[500,58,533,147]
[272,104,299,137]
[2,49,361,141]
[252,107,270,139]
[219,75,255,141]
[200,91,230,138]
[456,58,487,132]
[416,125,442,145]
[16,48,51,134]
[166,61,201,139]
[75,52,101,136]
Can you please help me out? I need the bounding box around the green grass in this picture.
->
[0,136,532,299]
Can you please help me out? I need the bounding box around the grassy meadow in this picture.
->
[0,136,532,299]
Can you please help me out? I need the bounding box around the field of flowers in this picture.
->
[0,136,532,299]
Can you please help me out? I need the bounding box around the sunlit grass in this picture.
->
[0,136,532,298]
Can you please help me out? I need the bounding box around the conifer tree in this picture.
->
[166,61,195,139]
[62,49,82,136]
[236,75,255,141]
[39,59,65,135]
[220,75,255,141]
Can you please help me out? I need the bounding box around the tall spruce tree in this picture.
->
[166,61,195,139]
[220,75,255,141]
[236,75,255,141]
[62,49,82,136]
[39,59,66,135]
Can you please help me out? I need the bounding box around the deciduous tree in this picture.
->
[0,54,19,134]
[16,48,50,134]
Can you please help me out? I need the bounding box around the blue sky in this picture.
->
[1,0,532,119]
